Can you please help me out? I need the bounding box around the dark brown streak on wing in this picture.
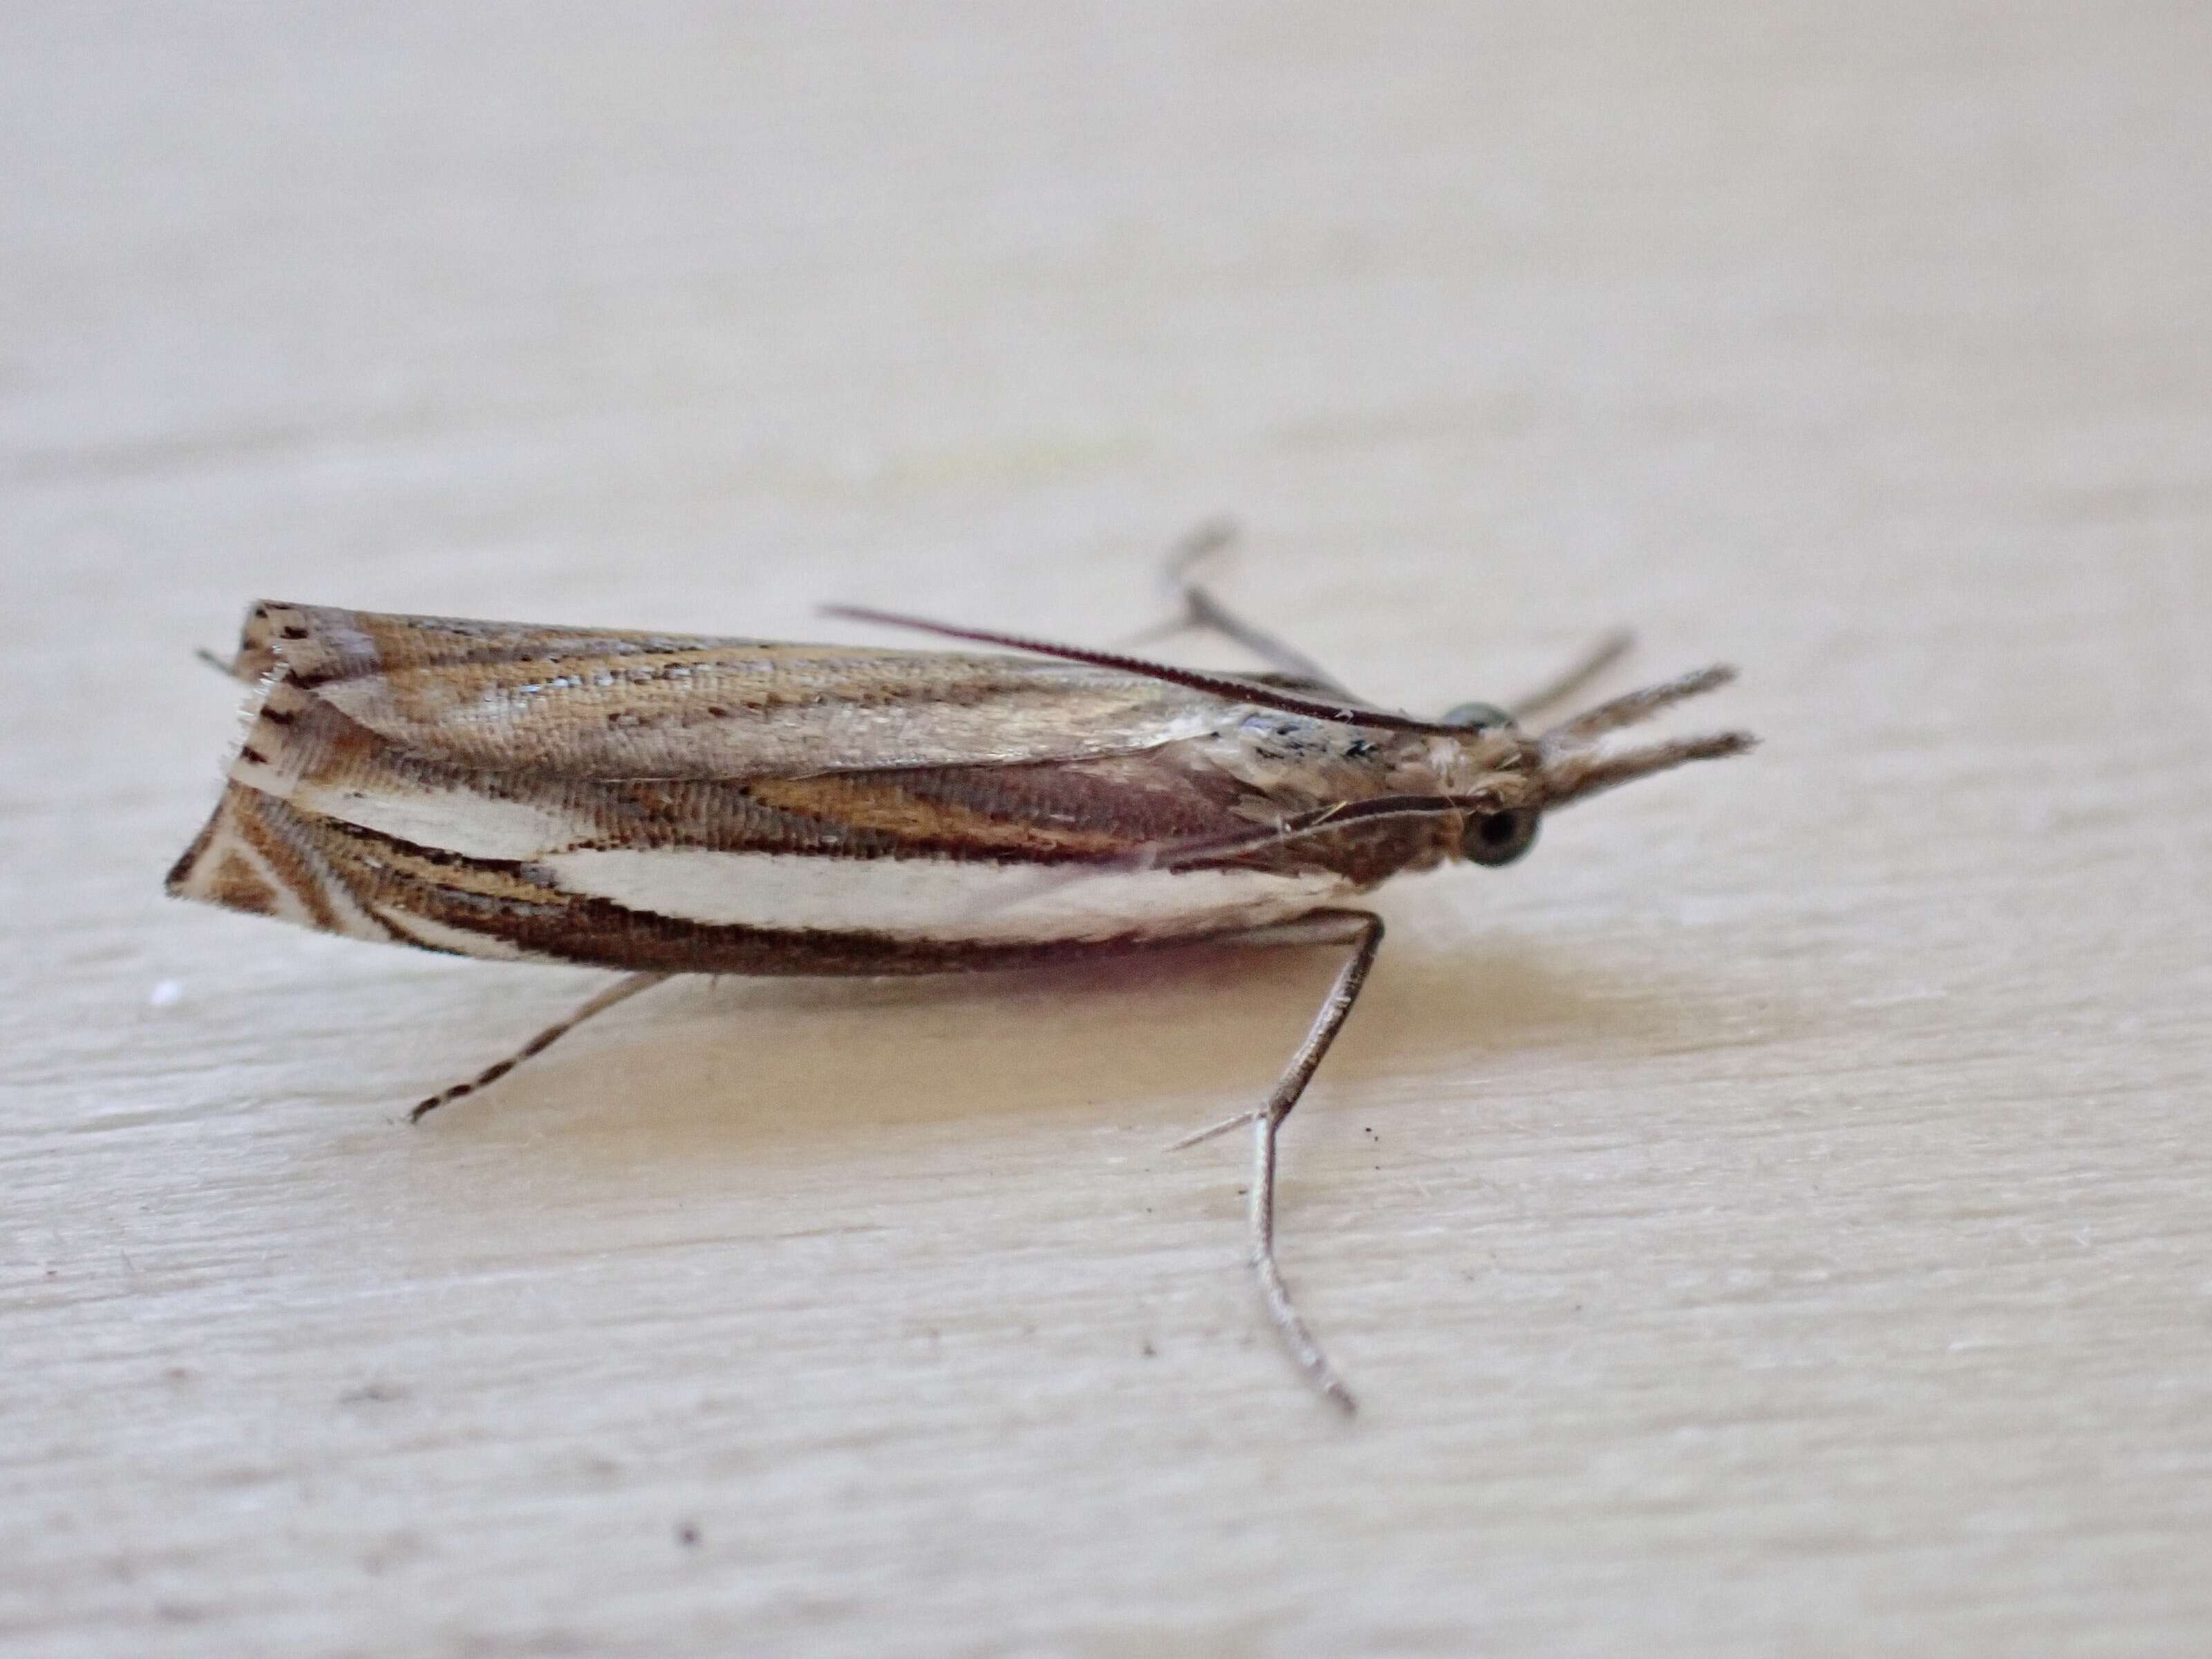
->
[731,757,1259,862]
[211,672,1431,884]
[230,601,787,686]
[232,602,1246,781]
[722,765,1452,888]
[223,785,350,935]
[1126,791,1506,874]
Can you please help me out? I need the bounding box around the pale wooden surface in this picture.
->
[6,5,2210,1655]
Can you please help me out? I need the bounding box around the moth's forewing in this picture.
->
[229,602,768,684]
[234,603,1237,780]
[171,608,1454,970]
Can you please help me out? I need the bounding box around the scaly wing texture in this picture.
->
[229,602,1237,780]
[171,610,1454,970]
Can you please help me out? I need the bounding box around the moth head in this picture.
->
[1444,666,1753,867]
[1428,703,1538,867]
[1526,664,1753,812]
[1459,803,1541,867]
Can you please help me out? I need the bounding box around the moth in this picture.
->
[167,535,1751,1410]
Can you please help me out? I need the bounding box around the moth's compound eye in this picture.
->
[1463,809,1539,867]
[1442,700,1511,731]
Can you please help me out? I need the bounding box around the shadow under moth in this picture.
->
[168,532,1752,1410]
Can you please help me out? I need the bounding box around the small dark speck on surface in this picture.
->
[677,1522,701,1548]
[340,1382,406,1406]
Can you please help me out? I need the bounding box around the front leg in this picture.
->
[1129,521,1360,697]
[1180,908,1385,1413]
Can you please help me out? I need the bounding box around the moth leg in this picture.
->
[1123,520,1359,697]
[410,971,673,1123]
[1505,630,1637,725]
[1174,908,1384,1413]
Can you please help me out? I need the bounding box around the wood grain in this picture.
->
[6,4,2209,1654]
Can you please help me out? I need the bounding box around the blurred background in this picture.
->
[6,5,2209,1654]
[15,4,2204,647]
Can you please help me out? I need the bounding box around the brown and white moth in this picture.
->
[167,541,1751,1410]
